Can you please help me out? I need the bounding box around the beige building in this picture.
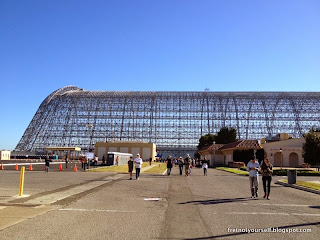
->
[95,141,157,161]
[198,140,261,166]
[199,133,307,168]
[0,150,11,160]
[262,137,305,167]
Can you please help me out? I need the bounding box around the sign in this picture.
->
[85,152,94,160]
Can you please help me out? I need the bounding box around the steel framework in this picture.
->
[15,86,320,157]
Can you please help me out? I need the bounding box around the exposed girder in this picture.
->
[15,86,320,157]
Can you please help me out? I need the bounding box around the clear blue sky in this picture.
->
[0,0,319,151]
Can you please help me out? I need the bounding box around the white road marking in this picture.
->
[58,208,138,213]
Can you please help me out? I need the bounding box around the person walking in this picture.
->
[81,156,85,169]
[178,157,184,175]
[260,157,273,200]
[94,155,98,168]
[65,155,69,168]
[166,156,173,175]
[128,156,134,180]
[134,153,143,180]
[102,154,105,165]
[45,156,52,173]
[202,158,208,176]
[247,156,260,198]
[83,157,88,170]
[184,154,191,177]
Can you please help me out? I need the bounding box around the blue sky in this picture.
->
[0,0,319,150]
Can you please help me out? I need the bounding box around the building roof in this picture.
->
[198,144,225,154]
[199,140,261,154]
[219,140,261,151]
[44,147,81,151]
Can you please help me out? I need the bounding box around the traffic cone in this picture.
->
[59,164,63,171]
[29,164,33,171]
[73,164,77,172]
[0,163,4,170]
[15,163,18,171]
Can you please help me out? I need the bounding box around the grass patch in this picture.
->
[240,167,320,176]
[88,163,167,174]
[216,167,249,176]
[279,180,320,191]
[143,163,167,174]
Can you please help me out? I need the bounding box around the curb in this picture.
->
[275,181,320,195]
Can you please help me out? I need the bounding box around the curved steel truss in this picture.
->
[15,86,320,156]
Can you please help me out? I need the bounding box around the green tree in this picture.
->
[215,127,237,144]
[197,133,216,150]
[303,129,320,171]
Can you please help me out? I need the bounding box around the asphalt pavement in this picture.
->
[0,165,319,239]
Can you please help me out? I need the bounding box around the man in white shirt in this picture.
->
[134,153,143,180]
[246,156,260,198]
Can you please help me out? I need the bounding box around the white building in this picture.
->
[0,150,11,160]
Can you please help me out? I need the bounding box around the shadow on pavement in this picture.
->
[184,221,320,240]
[309,206,320,209]
[179,197,252,205]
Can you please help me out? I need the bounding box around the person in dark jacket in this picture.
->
[65,155,69,168]
[166,156,173,175]
[260,157,273,200]
[128,156,134,180]
[45,156,52,173]
[178,157,184,175]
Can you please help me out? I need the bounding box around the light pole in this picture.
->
[86,123,93,169]
[213,141,216,167]
[279,148,283,170]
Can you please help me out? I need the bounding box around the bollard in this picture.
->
[19,167,25,196]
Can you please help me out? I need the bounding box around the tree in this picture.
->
[197,133,216,150]
[303,129,320,171]
[214,127,237,144]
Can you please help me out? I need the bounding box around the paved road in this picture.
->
[0,166,319,239]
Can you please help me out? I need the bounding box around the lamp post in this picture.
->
[213,141,216,167]
[279,148,283,170]
[86,123,93,169]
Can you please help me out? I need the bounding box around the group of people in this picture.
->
[127,153,273,200]
[165,154,209,177]
[127,153,143,180]
[247,156,273,200]
[127,153,209,180]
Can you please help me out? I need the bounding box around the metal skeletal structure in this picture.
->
[15,86,320,157]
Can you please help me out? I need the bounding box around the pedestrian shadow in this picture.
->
[179,197,253,205]
[183,221,320,240]
[309,206,320,209]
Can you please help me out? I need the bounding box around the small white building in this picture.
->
[94,141,157,161]
[0,150,11,160]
